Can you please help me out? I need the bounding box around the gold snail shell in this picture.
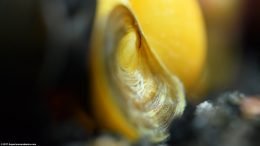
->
[90,0,206,143]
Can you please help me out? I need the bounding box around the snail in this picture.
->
[90,0,206,143]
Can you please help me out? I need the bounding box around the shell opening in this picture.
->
[103,5,186,142]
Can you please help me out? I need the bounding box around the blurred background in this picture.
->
[0,0,96,145]
[0,0,259,145]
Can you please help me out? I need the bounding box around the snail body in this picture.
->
[90,0,206,143]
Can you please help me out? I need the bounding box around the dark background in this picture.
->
[0,0,96,145]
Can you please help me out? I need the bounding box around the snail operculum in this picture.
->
[103,5,186,142]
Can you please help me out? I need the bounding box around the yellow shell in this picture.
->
[90,0,206,143]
